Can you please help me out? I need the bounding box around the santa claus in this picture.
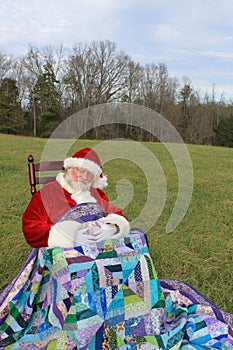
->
[22,148,130,248]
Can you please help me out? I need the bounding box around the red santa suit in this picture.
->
[22,148,130,248]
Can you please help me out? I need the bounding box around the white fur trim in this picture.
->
[98,213,130,238]
[71,191,97,204]
[92,174,108,189]
[64,158,101,177]
[48,220,82,247]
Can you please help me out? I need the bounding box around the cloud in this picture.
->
[201,50,233,59]
[1,0,233,97]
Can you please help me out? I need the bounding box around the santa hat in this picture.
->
[63,148,108,189]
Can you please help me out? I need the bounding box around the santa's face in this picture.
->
[65,167,94,191]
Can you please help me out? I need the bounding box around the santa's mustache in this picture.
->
[66,177,92,191]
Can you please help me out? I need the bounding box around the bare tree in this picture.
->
[63,41,130,110]
[0,51,15,81]
[123,60,144,103]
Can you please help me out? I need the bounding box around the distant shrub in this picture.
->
[215,116,233,147]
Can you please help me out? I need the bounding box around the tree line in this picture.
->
[0,40,233,146]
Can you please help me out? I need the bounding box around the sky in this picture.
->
[1,0,233,100]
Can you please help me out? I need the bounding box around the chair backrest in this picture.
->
[28,154,64,195]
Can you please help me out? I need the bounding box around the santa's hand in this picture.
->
[48,220,97,247]
[97,214,130,238]
[92,223,117,242]
[81,221,101,234]
[74,227,97,246]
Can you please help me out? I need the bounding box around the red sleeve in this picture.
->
[22,192,53,248]
[22,181,76,248]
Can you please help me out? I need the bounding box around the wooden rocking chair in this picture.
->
[28,154,64,195]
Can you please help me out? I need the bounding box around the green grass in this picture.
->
[0,134,232,313]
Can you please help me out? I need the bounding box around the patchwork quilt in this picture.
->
[0,205,233,349]
[0,230,233,350]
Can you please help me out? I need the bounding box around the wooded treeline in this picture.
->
[1,40,233,146]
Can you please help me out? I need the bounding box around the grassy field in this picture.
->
[0,133,232,313]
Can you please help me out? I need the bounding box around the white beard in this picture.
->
[65,176,91,192]
[56,172,97,204]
